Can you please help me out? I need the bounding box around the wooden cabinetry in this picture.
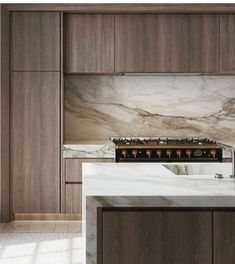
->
[101,209,212,264]
[65,14,114,73]
[220,15,235,73]
[214,212,235,264]
[64,158,113,214]
[11,12,60,71]
[11,72,60,213]
[115,14,220,73]
[65,184,82,214]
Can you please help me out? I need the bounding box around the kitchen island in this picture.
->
[83,162,235,264]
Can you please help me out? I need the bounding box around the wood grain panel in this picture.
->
[214,212,235,264]
[220,15,235,73]
[65,158,113,182]
[0,5,10,222]
[115,14,219,73]
[11,72,60,213]
[65,14,114,73]
[11,12,60,71]
[65,184,82,214]
[101,210,212,264]
[5,4,235,13]
[13,213,80,221]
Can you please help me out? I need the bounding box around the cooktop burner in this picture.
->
[111,137,222,163]
[112,137,217,146]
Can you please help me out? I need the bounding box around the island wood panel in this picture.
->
[65,14,114,73]
[65,184,82,214]
[11,72,60,213]
[220,15,235,73]
[11,11,60,71]
[115,14,220,73]
[213,212,235,264]
[101,210,212,264]
[65,158,113,182]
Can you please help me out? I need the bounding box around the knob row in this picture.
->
[121,149,217,158]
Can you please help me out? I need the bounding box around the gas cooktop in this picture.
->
[111,137,222,163]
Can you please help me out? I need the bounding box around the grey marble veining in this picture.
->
[65,76,235,145]
[63,141,115,158]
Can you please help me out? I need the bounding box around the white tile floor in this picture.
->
[0,221,83,264]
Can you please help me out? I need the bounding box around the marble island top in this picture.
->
[83,163,235,197]
[84,162,235,264]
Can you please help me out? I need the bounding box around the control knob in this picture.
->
[186,149,192,158]
[132,149,138,158]
[166,149,172,158]
[156,150,162,158]
[146,149,152,158]
[121,149,128,158]
[210,149,216,158]
[176,149,182,158]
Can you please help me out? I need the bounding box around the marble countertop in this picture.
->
[83,163,235,197]
[63,140,115,158]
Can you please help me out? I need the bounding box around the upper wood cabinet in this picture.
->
[11,12,60,71]
[65,14,114,73]
[115,14,220,73]
[220,15,235,73]
[11,72,60,213]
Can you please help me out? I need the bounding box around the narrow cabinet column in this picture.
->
[11,72,60,213]
[10,11,61,215]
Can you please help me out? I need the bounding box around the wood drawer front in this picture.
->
[11,12,60,71]
[65,184,82,214]
[65,158,113,182]
[65,14,114,73]
[115,14,219,73]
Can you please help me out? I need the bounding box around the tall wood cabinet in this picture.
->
[10,12,61,214]
[115,14,220,73]
[11,72,60,213]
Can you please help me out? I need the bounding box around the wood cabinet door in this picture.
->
[115,14,219,73]
[65,184,82,214]
[11,72,60,213]
[214,212,235,264]
[65,158,113,182]
[101,210,212,264]
[11,12,60,71]
[65,14,114,73]
[220,15,235,73]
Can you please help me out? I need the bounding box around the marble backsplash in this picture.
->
[64,76,235,145]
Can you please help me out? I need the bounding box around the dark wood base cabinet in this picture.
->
[99,209,235,264]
